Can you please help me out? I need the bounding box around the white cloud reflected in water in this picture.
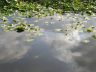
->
[42,31,81,61]
[0,31,31,63]
[41,30,91,72]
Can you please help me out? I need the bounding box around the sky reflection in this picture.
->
[0,31,31,63]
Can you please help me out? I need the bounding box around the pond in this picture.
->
[0,13,96,72]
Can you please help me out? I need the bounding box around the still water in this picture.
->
[0,13,96,72]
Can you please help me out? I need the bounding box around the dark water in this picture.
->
[0,14,96,72]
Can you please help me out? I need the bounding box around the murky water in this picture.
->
[0,14,96,72]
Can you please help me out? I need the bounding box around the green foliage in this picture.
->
[0,0,96,16]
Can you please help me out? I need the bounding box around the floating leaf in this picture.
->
[92,34,96,39]
[86,27,93,32]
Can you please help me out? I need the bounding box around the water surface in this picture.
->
[0,14,96,72]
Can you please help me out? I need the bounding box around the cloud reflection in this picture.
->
[0,31,31,63]
[41,31,91,72]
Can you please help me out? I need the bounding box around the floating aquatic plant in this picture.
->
[0,16,41,34]
[15,25,25,32]
[92,34,96,39]
[86,26,94,33]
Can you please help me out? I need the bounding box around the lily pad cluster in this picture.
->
[0,16,41,33]
[63,21,96,39]
[0,0,96,41]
